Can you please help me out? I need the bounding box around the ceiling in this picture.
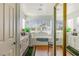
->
[55,3,79,19]
[20,3,55,16]
[20,3,79,19]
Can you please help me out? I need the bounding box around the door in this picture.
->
[54,3,67,56]
[0,3,17,56]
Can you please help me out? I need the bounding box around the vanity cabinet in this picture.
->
[20,33,30,55]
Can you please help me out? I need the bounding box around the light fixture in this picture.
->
[40,4,43,6]
[38,8,42,11]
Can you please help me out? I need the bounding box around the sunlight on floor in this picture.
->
[35,46,72,56]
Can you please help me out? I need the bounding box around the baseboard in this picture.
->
[35,45,49,47]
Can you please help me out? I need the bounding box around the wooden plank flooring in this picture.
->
[56,46,72,56]
[35,45,49,56]
[35,45,72,56]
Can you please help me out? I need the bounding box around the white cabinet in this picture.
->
[67,32,79,51]
[20,34,29,56]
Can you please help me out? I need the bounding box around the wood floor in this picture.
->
[34,45,72,56]
[35,45,49,56]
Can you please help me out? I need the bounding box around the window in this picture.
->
[22,18,25,29]
[67,18,74,32]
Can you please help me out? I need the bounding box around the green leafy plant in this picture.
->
[66,27,71,32]
[23,26,30,32]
